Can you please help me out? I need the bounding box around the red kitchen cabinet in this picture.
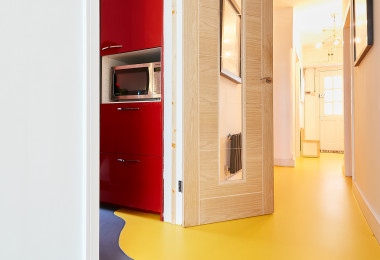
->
[100,153,163,213]
[101,0,163,56]
[100,102,163,157]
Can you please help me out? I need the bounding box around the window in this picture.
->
[324,75,343,115]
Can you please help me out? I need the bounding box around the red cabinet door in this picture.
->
[100,102,163,157]
[101,0,163,56]
[100,153,163,213]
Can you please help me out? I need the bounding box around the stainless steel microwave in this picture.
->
[112,62,161,101]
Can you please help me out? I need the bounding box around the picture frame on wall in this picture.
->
[220,0,242,83]
[353,0,374,66]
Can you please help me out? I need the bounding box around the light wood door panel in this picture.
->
[184,0,273,226]
[183,0,200,227]
[200,193,264,224]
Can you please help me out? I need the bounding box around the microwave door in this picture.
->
[113,66,151,100]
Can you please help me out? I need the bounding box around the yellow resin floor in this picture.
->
[115,153,380,260]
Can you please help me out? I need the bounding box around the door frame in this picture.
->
[343,3,354,177]
[304,65,343,143]
[318,69,345,151]
[84,0,182,259]
[85,0,100,258]
[295,55,301,158]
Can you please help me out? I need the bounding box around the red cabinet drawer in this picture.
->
[100,102,163,156]
[100,153,163,213]
[101,0,163,56]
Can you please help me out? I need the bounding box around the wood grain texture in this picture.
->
[262,0,274,215]
[200,193,264,224]
[199,0,219,10]
[183,0,273,226]
[200,101,218,151]
[245,62,262,104]
[246,148,263,181]
[246,102,263,148]
[199,55,219,103]
[245,15,262,62]
[183,0,200,227]
[200,150,262,199]
[246,0,261,17]
[199,7,219,57]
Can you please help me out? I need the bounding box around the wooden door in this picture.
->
[319,70,344,151]
[183,0,273,226]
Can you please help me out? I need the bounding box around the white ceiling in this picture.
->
[274,0,339,9]
[274,0,344,48]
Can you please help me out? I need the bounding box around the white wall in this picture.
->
[352,0,380,240]
[342,0,350,23]
[303,47,344,67]
[273,8,296,167]
[0,1,94,259]
[219,77,242,180]
[304,68,319,140]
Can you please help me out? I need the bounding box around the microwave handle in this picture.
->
[102,45,123,51]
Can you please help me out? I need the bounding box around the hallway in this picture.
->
[115,154,380,259]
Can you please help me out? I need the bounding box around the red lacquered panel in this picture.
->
[101,0,163,56]
[100,102,163,157]
[100,153,163,213]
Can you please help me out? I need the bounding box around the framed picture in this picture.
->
[353,0,374,66]
[220,0,242,83]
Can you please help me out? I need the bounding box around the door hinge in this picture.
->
[178,181,183,193]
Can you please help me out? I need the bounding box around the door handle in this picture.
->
[261,77,273,83]
[102,45,123,51]
[117,107,140,111]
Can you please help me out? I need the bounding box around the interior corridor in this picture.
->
[114,154,380,259]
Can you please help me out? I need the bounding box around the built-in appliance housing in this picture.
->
[100,48,164,216]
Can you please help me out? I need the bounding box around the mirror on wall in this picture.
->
[219,0,243,182]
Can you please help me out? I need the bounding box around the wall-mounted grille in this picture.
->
[228,133,242,174]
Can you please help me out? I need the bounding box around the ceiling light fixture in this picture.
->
[315,13,342,55]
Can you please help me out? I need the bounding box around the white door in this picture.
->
[319,70,344,151]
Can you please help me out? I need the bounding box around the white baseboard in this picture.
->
[353,181,380,244]
[274,158,296,167]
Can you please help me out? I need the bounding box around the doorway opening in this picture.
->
[293,2,347,169]
[273,0,352,175]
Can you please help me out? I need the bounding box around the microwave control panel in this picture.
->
[153,64,161,96]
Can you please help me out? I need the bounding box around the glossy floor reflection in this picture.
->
[115,153,380,260]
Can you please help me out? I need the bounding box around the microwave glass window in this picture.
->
[114,67,150,96]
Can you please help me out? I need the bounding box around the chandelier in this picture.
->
[315,13,342,57]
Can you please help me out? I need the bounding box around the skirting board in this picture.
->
[352,181,380,244]
[274,158,295,167]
